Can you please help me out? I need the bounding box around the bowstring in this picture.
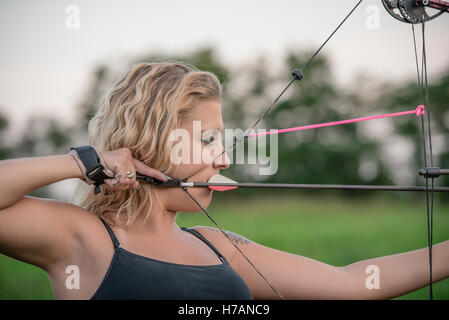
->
[183,187,285,300]
[423,18,435,301]
[179,0,364,300]
[183,0,365,177]
[412,18,435,300]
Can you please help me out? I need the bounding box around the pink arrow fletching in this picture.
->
[207,174,239,191]
[209,186,239,191]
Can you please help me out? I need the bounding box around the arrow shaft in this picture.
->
[182,182,449,192]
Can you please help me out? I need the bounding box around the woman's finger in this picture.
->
[103,172,123,188]
[132,158,167,181]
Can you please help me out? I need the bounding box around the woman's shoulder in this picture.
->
[187,225,253,262]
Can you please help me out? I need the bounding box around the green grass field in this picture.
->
[0,193,448,300]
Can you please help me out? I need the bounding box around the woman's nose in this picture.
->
[213,147,230,170]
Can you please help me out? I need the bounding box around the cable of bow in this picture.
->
[412,18,436,300]
[176,0,364,300]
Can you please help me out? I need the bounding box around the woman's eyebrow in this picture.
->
[201,127,223,134]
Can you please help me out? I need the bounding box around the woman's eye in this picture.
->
[201,136,215,145]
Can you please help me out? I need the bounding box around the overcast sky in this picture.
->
[0,0,448,144]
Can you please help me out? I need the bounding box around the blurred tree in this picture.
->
[0,112,12,161]
[379,69,449,188]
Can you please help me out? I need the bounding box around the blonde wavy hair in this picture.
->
[73,62,222,226]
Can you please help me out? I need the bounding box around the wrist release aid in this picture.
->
[68,145,115,194]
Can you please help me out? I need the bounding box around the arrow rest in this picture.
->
[382,0,447,23]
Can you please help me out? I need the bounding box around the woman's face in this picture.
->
[157,98,230,212]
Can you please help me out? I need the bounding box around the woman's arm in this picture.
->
[0,154,83,209]
[343,240,449,299]
[0,149,166,270]
[0,154,86,269]
[192,226,449,300]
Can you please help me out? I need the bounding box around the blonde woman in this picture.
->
[0,62,448,300]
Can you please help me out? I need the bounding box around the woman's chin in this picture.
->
[184,190,213,212]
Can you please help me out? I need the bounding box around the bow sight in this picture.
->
[382,0,449,23]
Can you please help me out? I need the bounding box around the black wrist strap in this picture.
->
[69,146,112,194]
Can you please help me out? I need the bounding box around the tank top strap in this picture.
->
[181,227,226,262]
[99,218,121,249]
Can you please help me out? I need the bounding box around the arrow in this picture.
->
[136,174,449,193]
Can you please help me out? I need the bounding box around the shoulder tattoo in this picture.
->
[202,226,251,246]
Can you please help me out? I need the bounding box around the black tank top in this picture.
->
[90,218,254,300]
